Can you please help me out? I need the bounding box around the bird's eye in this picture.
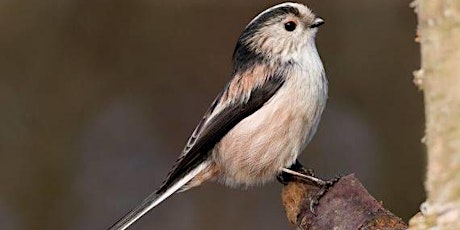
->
[284,21,297,32]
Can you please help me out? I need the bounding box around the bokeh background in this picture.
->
[0,0,424,229]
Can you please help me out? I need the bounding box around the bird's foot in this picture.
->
[307,175,341,214]
[278,161,342,214]
[277,160,315,184]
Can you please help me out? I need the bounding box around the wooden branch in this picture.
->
[281,174,407,230]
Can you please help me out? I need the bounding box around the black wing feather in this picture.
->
[156,73,285,194]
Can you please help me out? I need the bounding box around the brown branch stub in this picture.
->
[281,174,408,230]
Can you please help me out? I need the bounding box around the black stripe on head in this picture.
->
[232,40,261,75]
[232,6,301,74]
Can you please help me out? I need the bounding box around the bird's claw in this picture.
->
[308,175,341,214]
[278,161,342,214]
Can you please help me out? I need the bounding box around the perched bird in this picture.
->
[109,2,327,229]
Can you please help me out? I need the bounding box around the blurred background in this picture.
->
[0,0,424,229]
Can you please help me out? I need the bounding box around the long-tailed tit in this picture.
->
[109,2,327,229]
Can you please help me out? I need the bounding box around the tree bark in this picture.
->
[408,1,460,229]
[281,174,407,230]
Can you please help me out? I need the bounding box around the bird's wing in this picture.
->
[108,68,287,230]
[156,68,286,194]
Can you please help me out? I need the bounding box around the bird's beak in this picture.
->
[310,17,325,28]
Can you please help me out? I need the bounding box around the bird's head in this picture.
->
[233,2,324,73]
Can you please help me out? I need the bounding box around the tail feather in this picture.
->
[108,163,207,230]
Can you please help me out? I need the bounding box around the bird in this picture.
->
[109,2,327,229]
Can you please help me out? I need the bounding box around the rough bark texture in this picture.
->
[408,1,460,229]
[281,174,407,230]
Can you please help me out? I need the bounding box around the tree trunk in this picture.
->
[409,0,460,229]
